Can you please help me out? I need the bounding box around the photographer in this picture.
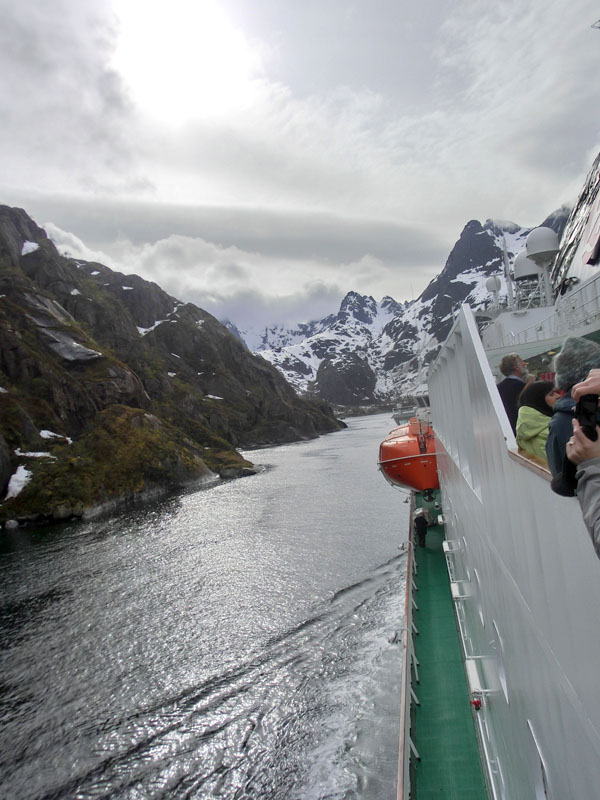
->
[546,337,600,496]
[566,416,600,559]
[572,368,600,401]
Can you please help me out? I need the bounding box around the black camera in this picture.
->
[575,394,599,441]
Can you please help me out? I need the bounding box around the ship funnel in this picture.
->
[525,226,560,266]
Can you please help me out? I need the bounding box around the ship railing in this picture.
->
[396,524,419,800]
[490,270,600,349]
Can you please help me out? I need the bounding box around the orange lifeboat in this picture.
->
[378,417,439,492]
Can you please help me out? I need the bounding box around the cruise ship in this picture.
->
[383,150,600,799]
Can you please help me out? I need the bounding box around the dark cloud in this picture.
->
[7,192,447,267]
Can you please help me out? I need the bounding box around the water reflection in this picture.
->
[1,414,408,799]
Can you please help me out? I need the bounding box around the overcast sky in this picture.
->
[1,0,599,330]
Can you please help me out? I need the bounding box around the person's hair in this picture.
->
[518,380,555,417]
[499,353,522,377]
[554,336,600,391]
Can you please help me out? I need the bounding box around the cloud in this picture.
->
[45,211,442,329]
[18,192,448,265]
[193,284,345,332]
[46,217,351,327]
[44,222,118,266]
[0,0,148,194]
[2,0,600,333]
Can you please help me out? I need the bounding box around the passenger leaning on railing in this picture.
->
[515,381,560,465]
[566,369,600,559]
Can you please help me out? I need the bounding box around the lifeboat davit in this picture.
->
[378,417,439,492]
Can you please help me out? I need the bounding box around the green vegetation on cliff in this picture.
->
[0,205,344,524]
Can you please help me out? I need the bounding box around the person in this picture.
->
[572,368,600,400]
[566,417,600,558]
[496,353,528,434]
[414,510,428,547]
[515,381,559,464]
[546,337,600,495]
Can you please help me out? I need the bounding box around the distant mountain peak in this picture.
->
[238,206,572,405]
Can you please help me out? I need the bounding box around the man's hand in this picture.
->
[566,418,600,464]
[572,369,600,402]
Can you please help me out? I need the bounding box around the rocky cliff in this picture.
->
[0,206,344,525]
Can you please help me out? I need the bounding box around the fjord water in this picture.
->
[0,414,409,800]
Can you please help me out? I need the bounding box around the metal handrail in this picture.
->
[397,521,415,799]
[489,272,600,349]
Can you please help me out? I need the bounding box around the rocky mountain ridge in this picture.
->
[0,205,344,525]
[234,210,571,404]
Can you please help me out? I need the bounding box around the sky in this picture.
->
[1,0,599,331]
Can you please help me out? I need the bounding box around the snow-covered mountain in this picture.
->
[229,211,570,405]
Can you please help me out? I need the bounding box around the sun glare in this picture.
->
[112,0,265,123]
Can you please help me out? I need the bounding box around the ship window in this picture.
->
[492,620,509,702]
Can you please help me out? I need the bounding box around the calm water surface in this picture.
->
[0,413,409,799]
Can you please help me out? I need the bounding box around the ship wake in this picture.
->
[34,555,407,800]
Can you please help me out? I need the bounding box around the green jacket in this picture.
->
[516,406,551,463]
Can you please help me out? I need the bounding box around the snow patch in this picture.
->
[15,448,56,459]
[40,430,73,444]
[4,466,33,499]
[21,241,39,256]
[137,320,168,336]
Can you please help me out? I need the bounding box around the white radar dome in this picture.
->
[486,275,502,292]
[513,250,543,281]
[525,226,560,265]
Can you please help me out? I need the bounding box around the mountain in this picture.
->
[237,211,571,404]
[0,206,344,525]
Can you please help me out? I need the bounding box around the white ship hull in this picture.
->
[421,151,600,797]
[429,304,600,798]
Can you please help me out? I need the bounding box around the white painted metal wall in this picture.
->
[428,304,600,800]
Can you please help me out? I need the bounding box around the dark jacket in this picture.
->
[575,457,600,558]
[497,376,525,434]
[546,394,575,479]
[547,394,600,495]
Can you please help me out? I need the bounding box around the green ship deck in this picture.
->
[410,491,488,799]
